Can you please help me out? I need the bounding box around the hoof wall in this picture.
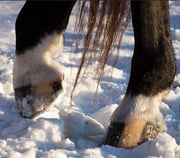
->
[105,121,162,148]
[14,81,63,118]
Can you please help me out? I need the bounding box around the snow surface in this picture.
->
[0,1,180,158]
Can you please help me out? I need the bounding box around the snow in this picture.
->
[0,1,180,158]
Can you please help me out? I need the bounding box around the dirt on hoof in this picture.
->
[105,120,162,148]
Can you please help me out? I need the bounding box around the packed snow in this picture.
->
[0,1,180,158]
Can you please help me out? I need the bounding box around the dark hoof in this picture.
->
[104,122,125,146]
[105,121,162,148]
[14,79,63,118]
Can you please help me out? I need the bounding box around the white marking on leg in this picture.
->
[111,90,169,131]
[13,32,64,89]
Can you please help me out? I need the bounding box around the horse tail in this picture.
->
[71,0,131,99]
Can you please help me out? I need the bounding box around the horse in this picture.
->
[13,0,176,149]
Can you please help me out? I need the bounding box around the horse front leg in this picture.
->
[105,0,176,148]
[13,1,76,118]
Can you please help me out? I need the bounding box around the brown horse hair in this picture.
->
[70,0,131,100]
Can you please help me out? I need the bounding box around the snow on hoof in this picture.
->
[60,110,105,143]
[105,93,167,148]
[14,79,63,118]
[105,121,162,148]
[13,33,64,118]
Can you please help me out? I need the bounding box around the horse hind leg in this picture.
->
[105,0,176,148]
[13,1,75,118]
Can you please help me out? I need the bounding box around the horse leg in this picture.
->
[105,0,176,148]
[13,1,76,118]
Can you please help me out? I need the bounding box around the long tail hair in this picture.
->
[71,0,131,99]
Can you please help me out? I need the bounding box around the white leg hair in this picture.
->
[13,32,64,89]
[111,90,169,131]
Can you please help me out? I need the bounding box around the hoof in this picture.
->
[13,32,65,118]
[105,120,163,148]
[14,79,63,118]
[105,93,168,148]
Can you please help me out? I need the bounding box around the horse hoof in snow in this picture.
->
[104,93,167,148]
[14,77,64,119]
[105,121,164,148]
[13,32,64,119]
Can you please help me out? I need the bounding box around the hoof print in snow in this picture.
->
[105,121,163,149]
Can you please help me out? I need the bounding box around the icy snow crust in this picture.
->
[0,1,180,158]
